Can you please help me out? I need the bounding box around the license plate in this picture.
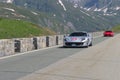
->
[72,44,76,46]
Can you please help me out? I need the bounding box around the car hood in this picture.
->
[65,36,88,42]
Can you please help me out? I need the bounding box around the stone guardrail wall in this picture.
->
[0,32,103,57]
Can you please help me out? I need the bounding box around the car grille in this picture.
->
[65,42,83,46]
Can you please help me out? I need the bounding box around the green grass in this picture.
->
[112,25,120,32]
[0,18,55,39]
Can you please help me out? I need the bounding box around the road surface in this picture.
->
[18,34,120,80]
[0,36,108,80]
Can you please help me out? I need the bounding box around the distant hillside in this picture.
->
[0,18,55,39]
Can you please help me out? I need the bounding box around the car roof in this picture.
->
[71,31,88,33]
[105,30,113,32]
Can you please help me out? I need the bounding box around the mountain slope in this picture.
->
[12,0,113,31]
[0,0,120,33]
[0,2,74,33]
[68,0,120,28]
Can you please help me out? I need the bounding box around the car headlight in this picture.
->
[81,38,87,42]
[64,38,69,41]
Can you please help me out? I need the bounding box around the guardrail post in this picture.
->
[33,37,38,50]
[14,40,21,53]
[46,36,49,47]
[56,36,58,45]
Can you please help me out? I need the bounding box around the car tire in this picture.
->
[84,45,89,48]
[63,46,68,48]
[89,42,92,46]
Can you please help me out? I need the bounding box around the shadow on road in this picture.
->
[58,46,87,49]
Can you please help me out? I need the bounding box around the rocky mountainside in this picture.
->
[68,0,120,13]
[0,0,120,33]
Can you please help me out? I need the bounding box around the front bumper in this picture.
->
[104,34,113,37]
[63,42,88,47]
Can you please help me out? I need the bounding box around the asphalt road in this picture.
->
[0,36,108,80]
[18,34,120,80]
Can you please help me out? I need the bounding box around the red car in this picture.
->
[103,31,114,37]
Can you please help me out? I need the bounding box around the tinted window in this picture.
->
[69,32,87,36]
[105,31,112,32]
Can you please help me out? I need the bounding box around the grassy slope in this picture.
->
[112,25,120,32]
[0,18,55,39]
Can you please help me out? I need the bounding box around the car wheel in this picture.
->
[85,45,88,48]
[63,45,66,48]
[89,42,92,46]
[84,44,89,48]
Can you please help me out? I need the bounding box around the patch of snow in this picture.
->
[80,6,83,9]
[4,8,15,12]
[83,8,87,10]
[74,4,78,8]
[94,8,101,11]
[11,13,26,18]
[80,10,90,16]
[83,7,92,11]
[86,8,91,11]
[103,8,108,13]
[58,0,67,11]
[19,15,26,18]
[94,8,98,11]
[31,11,38,15]
[53,14,56,17]
[103,13,117,16]
[116,7,120,10]
[97,9,102,11]
[6,0,13,3]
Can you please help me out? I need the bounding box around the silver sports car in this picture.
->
[63,31,92,47]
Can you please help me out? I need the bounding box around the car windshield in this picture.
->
[69,32,87,37]
[105,31,112,32]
